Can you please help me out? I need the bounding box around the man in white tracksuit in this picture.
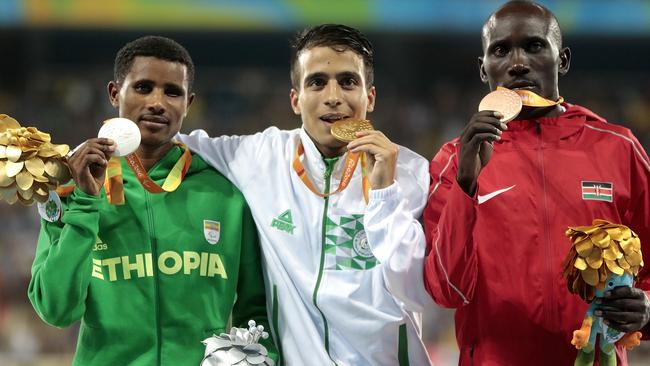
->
[178,24,433,365]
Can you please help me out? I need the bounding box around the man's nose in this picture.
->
[324,82,342,108]
[507,49,530,76]
[146,89,166,113]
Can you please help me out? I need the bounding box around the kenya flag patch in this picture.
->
[581,181,613,202]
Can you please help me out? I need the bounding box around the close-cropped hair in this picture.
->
[290,24,375,88]
[482,0,563,51]
[114,35,195,91]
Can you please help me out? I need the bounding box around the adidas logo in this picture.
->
[271,209,295,234]
[93,236,108,251]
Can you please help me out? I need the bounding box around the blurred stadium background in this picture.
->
[1,0,650,365]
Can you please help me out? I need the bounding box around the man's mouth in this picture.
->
[319,114,349,124]
[140,115,170,125]
[506,80,537,91]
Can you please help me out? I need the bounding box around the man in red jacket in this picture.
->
[423,1,650,365]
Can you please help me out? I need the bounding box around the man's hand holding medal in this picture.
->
[69,117,140,196]
[0,115,141,203]
[332,118,399,191]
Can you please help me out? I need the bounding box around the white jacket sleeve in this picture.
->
[364,153,434,312]
[175,129,264,188]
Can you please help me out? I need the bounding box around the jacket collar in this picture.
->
[499,103,608,142]
[299,127,349,182]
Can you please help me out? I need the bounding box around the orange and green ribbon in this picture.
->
[104,143,192,205]
[292,142,370,204]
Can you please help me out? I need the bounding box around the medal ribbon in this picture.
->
[360,152,370,203]
[104,143,192,205]
[104,157,124,204]
[497,86,564,107]
[292,142,370,203]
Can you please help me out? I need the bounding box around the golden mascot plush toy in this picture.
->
[563,219,643,366]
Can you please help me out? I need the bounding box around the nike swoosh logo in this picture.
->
[477,185,516,205]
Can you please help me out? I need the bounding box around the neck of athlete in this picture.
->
[305,132,346,158]
[518,104,564,120]
[135,140,174,171]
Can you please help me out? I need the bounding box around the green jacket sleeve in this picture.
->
[28,188,102,328]
[231,202,279,362]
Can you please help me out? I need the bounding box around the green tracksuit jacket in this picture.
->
[28,146,276,365]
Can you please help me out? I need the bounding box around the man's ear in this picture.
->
[107,81,120,108]
[478,57,488,84]
[184,93,195,117]
[559,47,571,76]
[366,86,376,113]
[290,88,301,115]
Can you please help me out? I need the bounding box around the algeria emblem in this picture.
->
[352,230,373,258]
[203,220,221,245]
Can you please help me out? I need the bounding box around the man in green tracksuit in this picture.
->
[28,36,276,365]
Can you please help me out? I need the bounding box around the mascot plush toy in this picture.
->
[563,219,644,366]
[0,114,70,205]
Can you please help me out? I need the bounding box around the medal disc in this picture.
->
[331,119,374,142]
[98,118,141,157]
[478,88,523,123]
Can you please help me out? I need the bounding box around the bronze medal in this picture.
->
[478,88,523,123]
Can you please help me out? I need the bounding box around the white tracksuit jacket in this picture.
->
[177,127,434,365]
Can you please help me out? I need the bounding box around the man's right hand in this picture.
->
[68,138,116,196]
[456,110,507,196]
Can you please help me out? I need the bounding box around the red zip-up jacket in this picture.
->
[423,104,650,365]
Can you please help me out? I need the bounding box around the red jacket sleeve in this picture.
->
[423,142,478,308]
[622,131,650,339]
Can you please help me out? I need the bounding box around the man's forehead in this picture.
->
[297,46,364,73]
[483,11,552,45]
[126,56,188,83]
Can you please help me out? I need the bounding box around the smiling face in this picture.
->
[479,4,570,103]
[290,46,376,157]
[108,56,194,150]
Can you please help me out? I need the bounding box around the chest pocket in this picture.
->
[322,212,379,271]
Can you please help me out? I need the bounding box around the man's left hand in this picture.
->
[595,286,650,332]
[347,130,398,190]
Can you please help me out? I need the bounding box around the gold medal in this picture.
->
[331,119,374,142]
[478,88,523,123]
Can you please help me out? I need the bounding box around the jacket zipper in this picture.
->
[536,122,556,329]
[312,158,338,365]
[271,284,283,366]
[145,192,162,365]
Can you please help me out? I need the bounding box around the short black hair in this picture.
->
[114,35,195,91]
[290,24,374,89]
